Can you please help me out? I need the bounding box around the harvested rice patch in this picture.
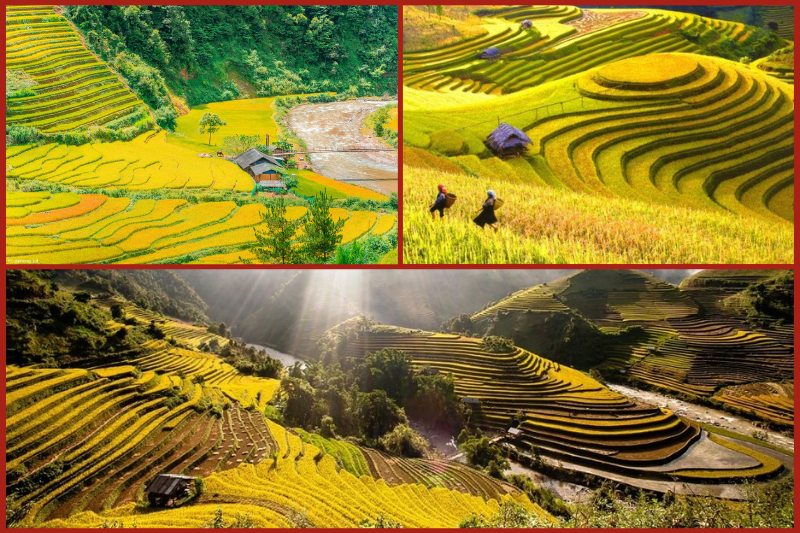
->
[7,194,106,226]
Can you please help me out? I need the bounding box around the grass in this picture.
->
[167,97,280,153]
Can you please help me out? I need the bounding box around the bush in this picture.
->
[482,336,515,353]
[379,424,428,458]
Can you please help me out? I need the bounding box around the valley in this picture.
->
[6,5,398,265]
[4,268,794,528]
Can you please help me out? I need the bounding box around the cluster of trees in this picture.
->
[50,270,209,323]
[64,5,397,106]
[272,348,464,456]
[366,104,398,148]
[249,191,344,264]
[679,26,783,62]
[740,271,793,327]
[6,271,166,366]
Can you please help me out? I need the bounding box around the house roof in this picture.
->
[486,122,532,150]
[233,148,284,170]
[507,427,523,436]
[480,47,502,58]
[146,474,195,497]
[250,162,283,176]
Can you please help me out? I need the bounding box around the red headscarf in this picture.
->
[438,184,446,193]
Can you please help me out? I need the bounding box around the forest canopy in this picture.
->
[64,5,398,107]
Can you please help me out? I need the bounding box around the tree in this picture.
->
[251,198,304,264]
[198,112,226,145]
[379,424,428,458]
[110,304,124,320]
[359,349,414,403]
[355,390,406,440]
[302,190,344,263]
[281,174,299,193]
[280,377,316,427]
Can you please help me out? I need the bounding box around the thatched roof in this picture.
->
[479,47,502,59]
[485,122,531,156]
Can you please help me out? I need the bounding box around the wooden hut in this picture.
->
[478,47,502,60]
[233,148,285,183]
[485,122,532,158]
[146,474,196,507]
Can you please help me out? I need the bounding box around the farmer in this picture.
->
[430,183,448,219]
[473,190,499,230]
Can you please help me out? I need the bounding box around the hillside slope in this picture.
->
[402,6,793,264]
[323,319,787,489]
[64,5,398,106]
[466,270,794,427]
[6,5,151,136]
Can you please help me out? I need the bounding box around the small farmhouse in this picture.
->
[521,19,533,29]
[233,148,285,183]
[478,47,502,60]
[485,122,532,158]
[146,474,196,507]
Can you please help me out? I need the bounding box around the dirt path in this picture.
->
[287,99,398,196]
[607,383,794,451]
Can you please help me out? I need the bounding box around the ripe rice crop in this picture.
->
[332,323,784,483]
[6,192,387,264]
[403,166,793,264]
[6,6,147,133]
[6,132,254,192]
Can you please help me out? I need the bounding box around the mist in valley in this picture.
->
[178,269,699,355]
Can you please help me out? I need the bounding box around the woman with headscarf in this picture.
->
[473,189,498,230]
[430,183,448,220]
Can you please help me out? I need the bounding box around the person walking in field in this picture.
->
[473,190,499,230]
[430,184,448,220]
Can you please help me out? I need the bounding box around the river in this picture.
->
[606,382,794,451]
[287,99,398,195]
[247,342,305,368]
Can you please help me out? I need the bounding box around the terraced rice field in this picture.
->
[6,363,279,525]
[403,6,793,264]
[471,270,795,427]
[6,190,395,264]
[40,419,545,528]
[335,325,782,483]
[758,6,793,39]
[404,7,750,95]
[360,448,517,500]
[99,297,230,349]
[6,5,149,133]
[294,429,517,500]
[6,132,254,192]
[403,164,793,264]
